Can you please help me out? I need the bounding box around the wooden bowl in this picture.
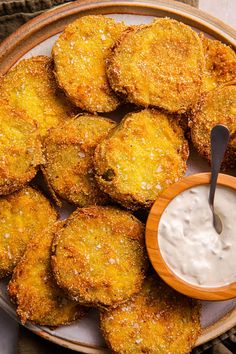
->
[146,172,236,301]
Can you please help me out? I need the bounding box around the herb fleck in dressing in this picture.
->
[158,185,236,287]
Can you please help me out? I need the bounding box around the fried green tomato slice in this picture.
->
[52,15,125,113]
[94,109,189,210]
[0,186,57,278]
[43,114,116,206]
[0,56,75,138]
[0,98,42,195]
[51,206,147,308]
[101,275,201,354]
[8,222,86,326]
[200,34,236,92]
[106,18,204,113]
[190,83,236,169]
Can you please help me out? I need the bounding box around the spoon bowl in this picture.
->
[145,172,236,301]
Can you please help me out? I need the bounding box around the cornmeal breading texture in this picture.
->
[0,56,75,138]
[190,83,236,169]
[0,187,57,278]
[43,114,116,206]
[106,18,204,113]
[101,275,201,354]
[52,15,125,113]
[0,98,42,195]
[51,206,147,308]
[94,109,189,210]
[8,222,86,326]
[200,34,236,92]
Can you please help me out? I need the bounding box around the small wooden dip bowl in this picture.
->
[146,172,236,301]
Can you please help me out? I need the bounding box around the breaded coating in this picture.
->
[0,56,75,138]
[0,186,57,278]
[94,109,189,210]
[190,83,236,169]
[200,34,236,92]
[101,275,201,354]
[106,18,204,113]
[51,206,147,308]
[0,98,42,195]
[43,114,116,206]
[52,15,125,113]
[8,222,86,326]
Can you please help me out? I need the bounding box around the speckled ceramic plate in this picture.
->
[0,1,235,353]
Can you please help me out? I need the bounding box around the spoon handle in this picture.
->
[209,125,230,206]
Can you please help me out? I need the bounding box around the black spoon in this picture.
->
[209,124,230,234]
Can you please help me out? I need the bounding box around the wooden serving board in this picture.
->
[0,1,235,353]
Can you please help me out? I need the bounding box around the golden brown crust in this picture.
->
[0,56,76,138]
[51,206,147,308]
[0,98,42,195]
[200,33,236,92]
[0,186,58,278]
[8,222,86,326]
[52,15,125,113]
[101,275,201,354]
[106,18,204,113]
[190,83,236,169]
[43,114,116,206]
[94,109,189,210]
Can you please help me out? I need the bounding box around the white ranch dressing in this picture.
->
[158,185,236,287]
